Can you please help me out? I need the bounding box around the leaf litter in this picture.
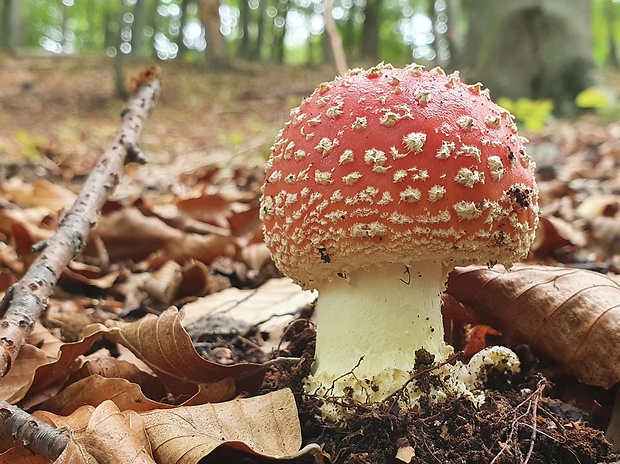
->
[1,58,620,462]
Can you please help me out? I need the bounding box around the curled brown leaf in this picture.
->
[446,265,620,388]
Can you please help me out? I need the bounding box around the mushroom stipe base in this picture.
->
[305,261,470,407]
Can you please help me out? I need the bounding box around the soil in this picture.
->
[209,321,619,464]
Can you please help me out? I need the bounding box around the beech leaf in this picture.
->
[446,265,620,388]
[140,388,302,463]
[105,307,265,395]
[41,375,236,416]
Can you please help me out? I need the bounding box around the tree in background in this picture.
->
[5,0,618,115]
[198,0,231,70]
[460,0,595,115]
[1,0,23,50]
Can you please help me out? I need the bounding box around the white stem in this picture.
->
[312,260,451,381]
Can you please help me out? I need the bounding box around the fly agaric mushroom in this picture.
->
[260,63,539,410]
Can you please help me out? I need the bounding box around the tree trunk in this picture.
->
[461,0,595,116]
[252,0,267,60]
[114,2,129,99]
[272,0,289,63]
[198,0,232,71]
[342,2,357,59]
[238,0,251,59]
[361,0,379,62]
[131,0,147,56]
[0,0,22,50]
[324,0,347,74]
[444,0,464,70]
[176,0,192,59]
[606,0,620,70]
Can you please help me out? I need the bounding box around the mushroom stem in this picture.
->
[307,260,453,401]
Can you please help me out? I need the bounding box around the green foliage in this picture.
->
[219,130,246,149]
[575,87,612,109]
[15,129,47,159]
[497,97,554,132]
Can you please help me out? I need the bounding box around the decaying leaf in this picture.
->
[40,401,155,464]
[446,265,620,388]
[41,375,235,415]
[182,277,317,335]
[104,307,265,395]
[0,323,101,406]
[140,388,302,463]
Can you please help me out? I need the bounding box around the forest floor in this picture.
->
[2,54,620,463]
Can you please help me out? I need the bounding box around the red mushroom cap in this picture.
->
[260,63,539,288]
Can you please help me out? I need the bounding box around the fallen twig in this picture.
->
[0,399,68,460]
[0,67,161,378]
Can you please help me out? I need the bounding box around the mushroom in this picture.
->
[260,63,539,412]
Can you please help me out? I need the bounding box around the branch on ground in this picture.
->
[0,399,69,460]
[0,67,161,379]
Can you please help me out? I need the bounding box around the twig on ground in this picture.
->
[0,399,69,460]
[0,66,161,378]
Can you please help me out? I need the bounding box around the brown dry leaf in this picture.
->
[149,232,237,269]
[90,206,238,267]
[177,193,233,229]
[584,216,620,259]
[181,278,317,354]
[30,179,76,212]
[44,400,155,464]
[0,323,63,403]
[41,375,236,415]
[64,357,166,398]
[446,265,620,388]
[0,345,51,403]
[139,260,183,305]
[105,307,265,395]
[0,206,53,239]
[16,329,107,408]
[576,193,620,219]
[0,447,52,463]
[87,207,185,263]
[141,388,301,463]
[0,178,75,211]
[531,215,585,258]
[176,260,211,298]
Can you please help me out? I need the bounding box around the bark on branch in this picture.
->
[0,399,69,460]
[0,67,161,378]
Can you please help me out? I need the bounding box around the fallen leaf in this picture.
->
[16,328,107,408]
[177,193,233,229]
[140,388,301,463]
[446,265,620,388]
[36,401,155,464]
[182,277,317,334]
[104,307,265,395]
[0,446,52,463]
[87,207,184,263]
[64,358,166,397]
[40,375,235,415]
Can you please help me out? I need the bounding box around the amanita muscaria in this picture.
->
[260,63,539,411]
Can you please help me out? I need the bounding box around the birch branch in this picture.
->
[0,67,161,378]
[0,399,69,460]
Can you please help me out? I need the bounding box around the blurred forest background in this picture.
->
[1,0,618,118]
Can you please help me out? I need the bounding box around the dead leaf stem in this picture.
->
[0,67,161,379]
